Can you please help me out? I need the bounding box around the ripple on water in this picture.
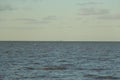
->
[83,74,120,79]
[24,65,68,71]
[0,74,4,80]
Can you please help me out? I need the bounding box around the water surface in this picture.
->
[0,42,120,80]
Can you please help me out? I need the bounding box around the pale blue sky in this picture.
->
[0,0,120,41]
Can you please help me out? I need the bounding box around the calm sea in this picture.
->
[0,41,120,80]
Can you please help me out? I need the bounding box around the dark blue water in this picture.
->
[0,42,120,80]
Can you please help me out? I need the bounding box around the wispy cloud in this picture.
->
[77,1,101,6]
[16,18,45,24]
[42,16,57,21]
[78,8,110,16]
[97,14,120,20]
[76,1,109,16]
[16,18,39,22]
[15,16,57,24]
[0,26,38,30]
[0,0,43,11]
[0,5,15,11]
[39,16,57,24]
[0,15,57,29]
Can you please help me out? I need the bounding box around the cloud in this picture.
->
[76,1,109,16]
[17,18,39,22]
[0,26,39,30]
[77,1,101,6]
[16,18,45,24]
[97,14,120,20]
[38,16,57,24]
[16,16,57,24]
[15,0,33,1]
[42,16,57,21]
[0,5,14,11]
[78,8,110,16]
[0,0,43,11]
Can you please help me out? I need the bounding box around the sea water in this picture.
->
[0,41,120,80]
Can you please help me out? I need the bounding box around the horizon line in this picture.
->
[0,40,120,42]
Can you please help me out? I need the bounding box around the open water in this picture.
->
[0,42,120,80]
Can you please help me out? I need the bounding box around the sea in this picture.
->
[0,41,120,80]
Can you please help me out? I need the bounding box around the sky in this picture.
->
[0,0,120,41]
